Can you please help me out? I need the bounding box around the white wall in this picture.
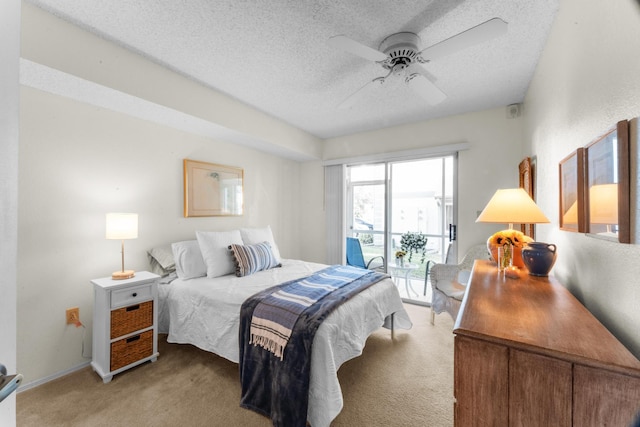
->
[524,0,640,357]
[318,107,526,259]
[18,85,306,385]
[0,0,20,424]
[17,3,321,386]
[297,160,327,263]
[20,2,321,161]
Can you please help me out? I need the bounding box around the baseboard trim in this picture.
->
[17,361,91,393]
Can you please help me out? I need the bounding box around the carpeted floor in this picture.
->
[17,304,454,426]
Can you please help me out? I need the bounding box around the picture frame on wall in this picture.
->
[630,117,640,244]
[559,148,585,232]
[584,120,630,243]
[183,159,244,217]
[519,157,535,239]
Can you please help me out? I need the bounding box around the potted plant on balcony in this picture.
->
[400,232,428,263]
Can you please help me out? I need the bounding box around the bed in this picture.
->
[151,229,412,427]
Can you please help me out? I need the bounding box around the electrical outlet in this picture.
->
[66,307,79,324]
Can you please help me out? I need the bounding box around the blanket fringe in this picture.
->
[250,333,285,360]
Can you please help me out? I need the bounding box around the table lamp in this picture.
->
[476,188,550,229]
[106,213,138,280]
[476,188,550,272]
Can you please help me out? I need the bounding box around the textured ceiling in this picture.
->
[25,0,559,140]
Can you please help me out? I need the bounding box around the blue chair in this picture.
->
[346,237,384,270]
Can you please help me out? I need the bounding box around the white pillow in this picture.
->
[171,240,207,280]
[147,244,176,276]
[240,226,281,263]
[196,230,243,278]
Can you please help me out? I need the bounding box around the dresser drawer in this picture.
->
[110,330,153,371]
[110,300,153,339]
[110,283,153,309]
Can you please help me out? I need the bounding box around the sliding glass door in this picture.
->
[347,155,456,305]
[347,164,386,269]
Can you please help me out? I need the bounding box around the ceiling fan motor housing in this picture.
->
[379,32,421,73]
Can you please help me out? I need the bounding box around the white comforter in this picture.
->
[158,259,412,427]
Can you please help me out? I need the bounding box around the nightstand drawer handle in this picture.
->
[126,304,140,312]
[126,335,141,344]
[132,292,138,297]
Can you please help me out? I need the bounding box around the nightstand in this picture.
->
[91,271,160,383]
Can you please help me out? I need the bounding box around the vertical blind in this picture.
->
[324,164,345,265]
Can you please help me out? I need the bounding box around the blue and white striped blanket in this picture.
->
[249,266,369,360]
[240,265,388,427]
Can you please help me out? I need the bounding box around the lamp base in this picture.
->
[112,270,135,280]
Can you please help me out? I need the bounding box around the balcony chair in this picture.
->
[429,243,489,325]
[346,237,384,271]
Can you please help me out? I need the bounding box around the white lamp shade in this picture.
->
[105,213,138,240]
[476,188,550,225]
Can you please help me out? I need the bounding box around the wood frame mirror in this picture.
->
[584,120,630,243]
[519,157,535,239]
[183,159,244,217]
[559,148,586,232]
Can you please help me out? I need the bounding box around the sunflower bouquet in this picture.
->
[394,250,407,258]
[394,250,407,266]
[488,229,532,248]
[488,229,533,268]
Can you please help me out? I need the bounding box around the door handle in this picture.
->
[449,224,457,242]
[0,363,23,403]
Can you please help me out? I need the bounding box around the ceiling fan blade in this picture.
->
[407,63,439,84]
[328,35,388,62]
[338,78,386,109]
[406,72,446,106]
[419,17,508,62]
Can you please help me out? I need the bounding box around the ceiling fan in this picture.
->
[328,18,508,109]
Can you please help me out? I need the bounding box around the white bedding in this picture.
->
[158,259,412,427]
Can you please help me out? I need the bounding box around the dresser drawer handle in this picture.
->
[132,292,138,297]
[126,304,140,312]
[126,335,141,344]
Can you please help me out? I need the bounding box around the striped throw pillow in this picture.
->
[228,241,281,277]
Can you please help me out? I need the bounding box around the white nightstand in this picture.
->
[91,271,160,383]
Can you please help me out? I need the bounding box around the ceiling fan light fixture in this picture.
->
[329,17,507,109]
[378,32,421,69]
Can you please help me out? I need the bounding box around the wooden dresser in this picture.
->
[453,259,640,426]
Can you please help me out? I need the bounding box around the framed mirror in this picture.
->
[183,159,244,217]
[519,157,535,238]
[584,120,630,243]
[559,148,586,232]
[630,117,640,244]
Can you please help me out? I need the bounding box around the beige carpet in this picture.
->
[17,304,454,426]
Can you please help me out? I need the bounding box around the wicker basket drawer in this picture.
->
[110,300,153,339]
[110,330,153,371]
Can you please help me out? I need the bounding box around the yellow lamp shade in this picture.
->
[589,183,618,224]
